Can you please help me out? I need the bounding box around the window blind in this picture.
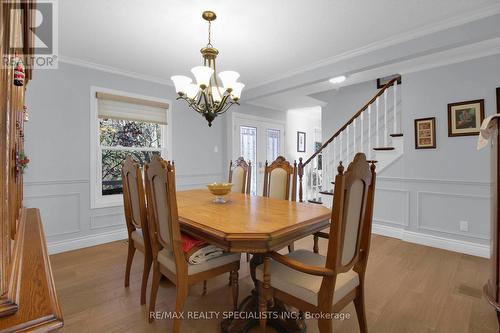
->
[96,92,169,125]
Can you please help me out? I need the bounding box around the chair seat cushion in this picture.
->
[255,250,359,306]
[131,230,144,248]
[158,249,240,276]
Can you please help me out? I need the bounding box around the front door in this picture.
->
[233,115,285,196]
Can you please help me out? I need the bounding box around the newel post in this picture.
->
[298,157,304,202]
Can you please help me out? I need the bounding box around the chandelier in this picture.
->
[171,11,244,127]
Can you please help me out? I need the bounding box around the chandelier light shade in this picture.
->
[171,11,244,126]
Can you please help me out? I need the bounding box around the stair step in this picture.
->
[390,133,404,137]
[308,199,323,205]
[319,190,334,196]
[373,147,395,151]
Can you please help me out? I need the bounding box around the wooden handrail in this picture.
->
[302,77,399,167]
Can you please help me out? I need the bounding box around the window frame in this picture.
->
[90,86,172,209]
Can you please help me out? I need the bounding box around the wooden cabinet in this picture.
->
[0,0,63,331]
[485,87,500,325]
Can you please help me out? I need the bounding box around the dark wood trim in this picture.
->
[377,74,401,89]
[414,117,436,149]
[447,99,485,137]
[390,133,404,137]
[373,147,395,151]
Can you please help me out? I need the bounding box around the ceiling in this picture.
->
[59,0,500,109]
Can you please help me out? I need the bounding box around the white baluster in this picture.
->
[322,145,327,193]
[360,112,364,154]
[393,82,398,134]
[354,118,357,153]
[346,124,350,162]
[368,105,372,158]
[340,131,343,162]
[332,139,336,180]
[384,89,388,146]
[376,97,380,148]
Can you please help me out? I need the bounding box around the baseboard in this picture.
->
[372,223,490,258]
[47,228,128,255]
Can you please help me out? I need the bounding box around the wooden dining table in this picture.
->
[177,189,331,333]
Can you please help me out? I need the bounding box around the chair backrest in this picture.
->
[229,157,251,194]
[263,156,297,201]
[121,156,150,246]
[144,156,187,275]
[325,153,376,275]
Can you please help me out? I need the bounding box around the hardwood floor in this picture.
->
[50,234,498,332]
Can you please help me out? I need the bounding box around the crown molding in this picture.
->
[58,55,173,86]
[245,3,500,90]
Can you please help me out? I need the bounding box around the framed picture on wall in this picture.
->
[376,74,402,89]
[447,99,484,137]
[414,117,436,149]
[297,131,306,152]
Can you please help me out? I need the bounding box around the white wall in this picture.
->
[314,54,500,257]
[23,62,236,253]
[285,107,322,164]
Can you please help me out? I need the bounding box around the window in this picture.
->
[90,88,171,208]
[266,128,280,162]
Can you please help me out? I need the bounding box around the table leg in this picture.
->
[220,253,306,333]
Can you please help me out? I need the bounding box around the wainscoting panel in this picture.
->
[417,191,490,241]
[373,188,410,227]
[24,173,224,254]
[372,176,492,257]
[90,212,125,230]
[24,192,81,237]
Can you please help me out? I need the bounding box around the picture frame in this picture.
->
[376,74,402,89]
[447,99,485,137]
[414,117,436,149]
[297,131,306,152]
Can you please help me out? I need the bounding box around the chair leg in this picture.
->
[173,283,188,333]
[354,286,368,333]
[140,252,152,305]
[125,241,136,288]
[148,264,161,323]
[313,234,319,253]
[258,281,267,332]
[202,280,207,296]
[288,243,295,253]
[317,318,332,333]
[230,269,239,310]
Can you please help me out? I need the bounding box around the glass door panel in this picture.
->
[240,126,257,195]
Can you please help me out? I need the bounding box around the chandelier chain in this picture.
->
[207,20,212,47]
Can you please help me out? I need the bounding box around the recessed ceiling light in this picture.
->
[329,75,346,84]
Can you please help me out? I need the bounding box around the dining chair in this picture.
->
[228,157,251,194]
[263,155,297,201]
[263,155,297,252]
[229,157,253,263]
[121,155,152,305]
[256,153,376,333]
[144,155,241,331]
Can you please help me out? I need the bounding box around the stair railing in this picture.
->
[298,77,400,203]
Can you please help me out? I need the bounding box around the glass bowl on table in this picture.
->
[206,183,233,203]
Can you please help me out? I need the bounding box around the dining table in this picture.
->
[177,189,331,333]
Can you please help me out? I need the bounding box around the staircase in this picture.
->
[298,77,403,207]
